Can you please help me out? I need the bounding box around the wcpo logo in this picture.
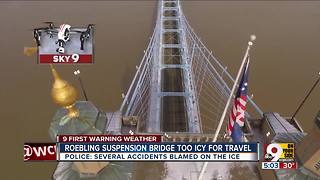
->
[24,143,56,161]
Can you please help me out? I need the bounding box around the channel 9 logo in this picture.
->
[264,143,295,162]
[24,143,56,161]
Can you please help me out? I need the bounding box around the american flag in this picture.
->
[226,56,250,142]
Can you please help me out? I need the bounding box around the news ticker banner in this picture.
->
[58,143,258,161]
[23,135,297,169]
[24,135,258,162]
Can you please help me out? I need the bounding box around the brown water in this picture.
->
[0,1,319,179]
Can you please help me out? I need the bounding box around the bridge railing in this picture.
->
[119,24,158,128]
[180,13,263,134]
[182,14,263,116]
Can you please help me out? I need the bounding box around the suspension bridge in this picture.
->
[119,0,262,138]
[116,0,263,179]
[50,0,320,179]
[53,0,266,179]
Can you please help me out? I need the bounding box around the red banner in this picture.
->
[24,143,56,161]
[39,54,93,64]
[280,162,297,169]
[57,135,162,143]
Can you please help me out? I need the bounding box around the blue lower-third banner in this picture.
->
[57,143,259,162]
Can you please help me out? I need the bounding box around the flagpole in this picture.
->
[198,35,256,180]
[74,69,89,101]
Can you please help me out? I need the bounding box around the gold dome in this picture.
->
[50,65,79,117]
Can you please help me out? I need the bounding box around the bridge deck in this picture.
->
[159,0,193,133]
[161,68,184,91]
[161,96,188,132]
